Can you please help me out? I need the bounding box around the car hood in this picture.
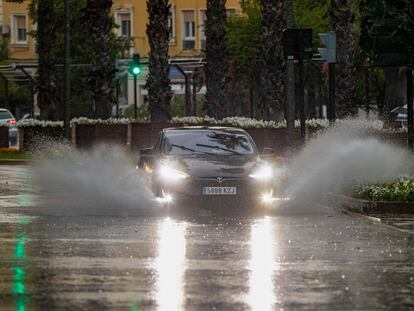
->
[164,155,259,178]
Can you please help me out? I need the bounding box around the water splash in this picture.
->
[286,120,413,200]
[33,144,157,215]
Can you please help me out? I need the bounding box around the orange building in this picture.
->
[0,0,241,61]
[0,0,241,113]
[0,0,36,61]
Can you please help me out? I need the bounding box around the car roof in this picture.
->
[163,126,248,134]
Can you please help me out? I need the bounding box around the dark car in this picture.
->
[138,126,284,208]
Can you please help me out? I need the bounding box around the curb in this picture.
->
[0,159,33,165]
[341,210,414,234]
[325,193,414,215]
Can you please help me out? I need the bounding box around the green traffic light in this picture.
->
[132,66,141,75]
[129,53,142,76]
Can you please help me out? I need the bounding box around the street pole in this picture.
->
[328,63,336,124]
[192,74,197,115]
[364,71,370,118]
[115,80,119,119]
[286,0,296,148]
[133,75,138,120]
[184,74,190,116]
[298,34,306,145]
[407,67,413,150]
[5,80,9,111]
[249,86,254,118]
[64,0,71,139]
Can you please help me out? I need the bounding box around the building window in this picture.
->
[168,5,176,43]
[12,14,27,44]
[182,10,195,51]
[116,11,132,38]
[200,10,206,51]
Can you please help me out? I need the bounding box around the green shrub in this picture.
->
[354,177,414,202]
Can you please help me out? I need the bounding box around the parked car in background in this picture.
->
[391,105,410,125]
[0,108,18,146]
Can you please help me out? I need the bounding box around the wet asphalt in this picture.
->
[0,165,414,310]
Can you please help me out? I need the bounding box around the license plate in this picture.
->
[202,187,237,195]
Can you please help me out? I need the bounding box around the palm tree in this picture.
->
[330,0,358,117]
[260,0,285,121]
[36,0,58,120]
[83,0,114,119]
[146,0,172,122]
[205,0,227,119]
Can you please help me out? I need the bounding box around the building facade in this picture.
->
[1,0,36,61]
[1,0,240,61]
[0,0,241,115]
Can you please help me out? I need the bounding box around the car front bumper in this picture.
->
[152,177,279,208]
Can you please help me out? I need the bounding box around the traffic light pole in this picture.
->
[298,33,306,145]
[134,75,138,120]
[407,67,413,150]
[328,63,336,124]
[286,0,296,149]
[115,80,120,119]
[64,0,71,139]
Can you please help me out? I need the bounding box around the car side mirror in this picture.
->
[138,148,153,169]
[262,147,276,156]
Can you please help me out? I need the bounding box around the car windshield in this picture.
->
[0,111,13,120]
[163,130,257,156]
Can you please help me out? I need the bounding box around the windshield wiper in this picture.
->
[195,143,242,155]
[171,144,216,155]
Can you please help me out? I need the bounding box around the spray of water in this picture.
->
[33,144,157,216]
[30,120,412,215]
[285,120,413,201]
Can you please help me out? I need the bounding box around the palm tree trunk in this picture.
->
[84,0,114,119]
[330,0,358,118]
[146,0,172,122]
[37,0,58,120]
[260,0,285,121]
[205,0,227,119]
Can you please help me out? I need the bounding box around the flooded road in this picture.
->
[0,165,413,310]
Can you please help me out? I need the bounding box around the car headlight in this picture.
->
[158,163,189,182]
[249,164,273,181]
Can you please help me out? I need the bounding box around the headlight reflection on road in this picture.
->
[247,217,277,311]
[155,217,187,311]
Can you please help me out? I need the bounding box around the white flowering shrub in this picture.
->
[16,119,64,128]
[70,117,129,127]
[12,116,409,134]
[221,117,281,128]
[305,118,330,129]
[172,116,288,128]
[170,116,217,125]
[171,116,406,131]
[354,177,414,202]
